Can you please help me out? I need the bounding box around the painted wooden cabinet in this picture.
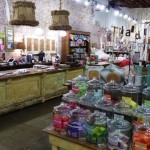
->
[0,81,6,106]
[66,69,84,81]
[43,72,67,99]
[6,76,41,104]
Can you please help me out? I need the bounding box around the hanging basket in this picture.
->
[49,10,72,31]
[9,1,39,26]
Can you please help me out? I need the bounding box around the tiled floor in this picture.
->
[0,97,62,150]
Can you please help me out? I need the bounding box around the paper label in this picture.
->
[144,100,150,108]
[122,96,137,108]
[134,142,147,150]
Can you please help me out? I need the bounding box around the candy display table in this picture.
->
[43,126,108,150]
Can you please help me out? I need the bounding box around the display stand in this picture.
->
[43,126,108,150]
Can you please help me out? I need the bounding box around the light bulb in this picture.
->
[105,9,109,13]
[124,14,128,19]
[96,4,100,9]
[114,10,119,16]
[119,13,123,17]
[128,17,131,21]
[100,5,105,10]
[59,31,67,37]
[84,0,90,6]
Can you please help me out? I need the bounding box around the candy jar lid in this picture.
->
[72,75,88,84]
[122,83,141,94]
[87,77,102,89]
[108,115,131,130]
[135,105,150,117]
[113,101,134,115]
[62,90,79,102]
[142,87,150,96]
[53,102,70,114]
[80,90,96,106]
[95,97,113,110]
[103,80,120,91]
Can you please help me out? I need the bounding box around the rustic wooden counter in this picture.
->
[43,126,108,150]
[0,66,84,115]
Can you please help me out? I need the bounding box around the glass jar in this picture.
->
[53,103,70,133]
[80,90,96,106]
[113,100,134,116]
[107,115,131,150]
[67,107,87,140]
[133,125,150,150]
[103,80,121,103]
[122,83,141,105]
[134,105,150,123]
[87,77,103,92]
[85,111,107,148]
[72,75,88,85]
[62,90,80,103]
[142,87,150,108]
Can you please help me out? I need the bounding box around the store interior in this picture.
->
[0,0,150,150]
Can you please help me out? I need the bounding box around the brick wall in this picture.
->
[0,0,106,60]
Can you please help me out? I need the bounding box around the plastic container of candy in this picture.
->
[142,87,150,108]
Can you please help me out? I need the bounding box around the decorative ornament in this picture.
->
[49,0,72,31]
[9,0,39,26]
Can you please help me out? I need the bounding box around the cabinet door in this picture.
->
[66,69,84,81]
[0,81,6,107]
[6,76,41,104]
[43,72,66,96]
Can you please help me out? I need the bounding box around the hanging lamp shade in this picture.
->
[49,10,72,31]
[9,1,39,26]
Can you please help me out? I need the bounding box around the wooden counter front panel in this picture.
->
[43,72,66,96]
[0,82,6,106]
[66,69,84,81]
[6,76,41,103]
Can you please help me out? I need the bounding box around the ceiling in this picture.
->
[108,0,150,8]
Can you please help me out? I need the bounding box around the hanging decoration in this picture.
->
[49,0,72,31]
[9,1,39,26]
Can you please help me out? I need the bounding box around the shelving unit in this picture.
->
[61,30,90,63]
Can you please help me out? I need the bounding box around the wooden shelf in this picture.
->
[61,30,90,63]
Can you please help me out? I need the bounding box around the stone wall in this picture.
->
[0,0,106,60]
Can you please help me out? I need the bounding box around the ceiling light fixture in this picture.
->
[84,0,90,6]
[9,1,39,26]
[49,0,72,31]
[100,4,105,11]
[114,10,119,16]
[124,14,128,19]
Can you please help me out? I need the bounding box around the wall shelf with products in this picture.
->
[61,30,90,63]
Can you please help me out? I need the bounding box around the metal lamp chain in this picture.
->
[59,0,62,10]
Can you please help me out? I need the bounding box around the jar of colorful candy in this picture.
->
[107,115,131,150]
[67,107,88,140]
[142,87,150,108]
[133,124,150,150]
[103,80,121,103]
[85,111,107,148]
[53,103,70,133]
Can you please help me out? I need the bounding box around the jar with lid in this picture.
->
[142,87,150,108]
[134,105,150,123]
[67,107,88,140]
[87,77,103,92]
[53,103,70,134]
[95,96,113,112]
[133,124,150,150]
[103,80,121,103]
[113,100,134,116]
[85,111,107,148]
[107,115,131,150]
[121,83,141,105]
[72,75,88,85]
[62,90,80,104]
[80,90,96,106]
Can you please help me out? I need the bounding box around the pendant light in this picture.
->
[9,0,39,26]
[49,0,72,31]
